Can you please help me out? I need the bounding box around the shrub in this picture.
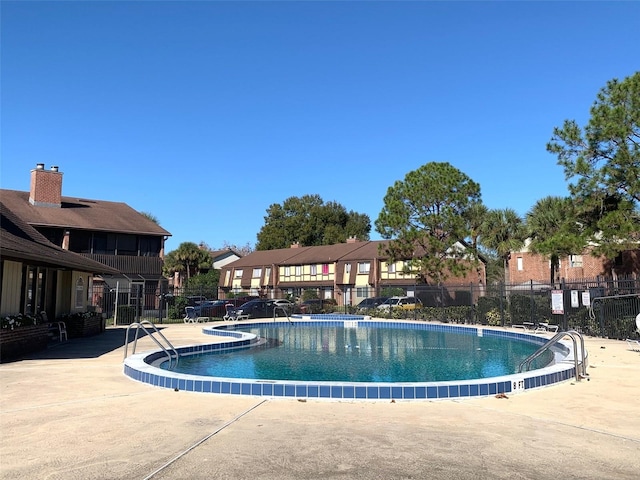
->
[1,313,38,330]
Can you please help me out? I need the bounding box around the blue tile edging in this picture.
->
[123,320,583,401]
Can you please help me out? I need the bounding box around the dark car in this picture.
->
[193,300,227,317]
[355,297,389,311]
[194,298,253,317]
[186,295,208,306]
[234,299,287,319]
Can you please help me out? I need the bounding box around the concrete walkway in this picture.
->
[1,323,639,480]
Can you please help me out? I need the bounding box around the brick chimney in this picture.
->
[346,236,358,244]
[290,242,300,249]
[29,164,63,207]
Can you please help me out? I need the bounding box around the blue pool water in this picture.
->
[162,325,550,382]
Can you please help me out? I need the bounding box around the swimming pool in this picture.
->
[123,319,583,401]
[163,324,551,382]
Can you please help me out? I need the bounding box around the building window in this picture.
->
[117,234,137,256]
[388,263,396,273]
[310,265,317,275]
[234,269,243,278]
[345,263,351,275]
[517,257,523,271]
[358,262,370,274]
[264,267,271,282]
[295,265,301,276]
[284,266,290,276]
[68,230,92,254]
[252,268,262,278]
[356,287,368,297]
[322,263,329,275]
[570,255,583,268]
[139,236,161,257]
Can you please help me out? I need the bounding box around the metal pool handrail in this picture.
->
[518,330,588,382]
[273,306,293,324]
[123,320,180,369]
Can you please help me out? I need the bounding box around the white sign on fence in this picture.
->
[571,290,579,308]
[582,290,591,307]
[551,290,564,314]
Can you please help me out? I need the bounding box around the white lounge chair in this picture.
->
[626,339,640,352]
[535,323,559,334]
[512,322,535,332]
[223,305,249,322]
[184,306,204,324]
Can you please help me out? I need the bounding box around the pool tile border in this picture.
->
[123,319,581,401]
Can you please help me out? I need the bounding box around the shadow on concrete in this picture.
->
[17,327,163,361]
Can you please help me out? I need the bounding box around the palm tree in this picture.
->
[525,196,585,286]
[479,208,526,285]
[464,203,489,253]
[163,242,211,281]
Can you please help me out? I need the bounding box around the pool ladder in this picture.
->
[123,320,180,369]
[518,330,588,382]
[273,306,293,324]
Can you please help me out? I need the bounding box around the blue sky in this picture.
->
[2,1,639,253]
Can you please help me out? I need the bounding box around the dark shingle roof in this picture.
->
[0,201,119,274]
[1,189,170,236]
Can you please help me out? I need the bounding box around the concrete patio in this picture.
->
[1,322,638,480]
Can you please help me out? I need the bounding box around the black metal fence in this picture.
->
[88,277,640,338]
[361,277,639,340]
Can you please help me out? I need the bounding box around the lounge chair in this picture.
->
[512,322,535,332]
[626,339,640,352]
[184,306,204,324]
[534,323,559,334]
[223,304,249,322]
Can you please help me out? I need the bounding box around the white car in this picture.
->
[377,296,422,311]
[273,299,294,307]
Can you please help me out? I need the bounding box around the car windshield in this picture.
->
[383,298,400,305]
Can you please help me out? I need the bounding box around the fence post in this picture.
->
[499,282,505,327]
[561,278,568,331]
[469,282,474,325]
[529,280,535,325]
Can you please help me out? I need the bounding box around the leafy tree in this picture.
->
[525,196,585,286]
[163,242,211,280]
[220,241,254,257]
[479,208,526,285]
[547,71,640,258]
[199,241,254,257]
[140,211,160,225]
[185,268,220,288]
[482,250,506,285]
[375,162,482,284]
[463,202,489,254]
[256,194,371,250]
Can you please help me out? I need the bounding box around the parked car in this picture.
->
[234,299,288,319]
[377,296,422,311]
[356,297,389,311]
[193,298,249,317]
[272,299,295,313]
[186,295,208,306]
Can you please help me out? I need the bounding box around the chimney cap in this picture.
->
[50,165,59,172]
[36,163,45,170]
